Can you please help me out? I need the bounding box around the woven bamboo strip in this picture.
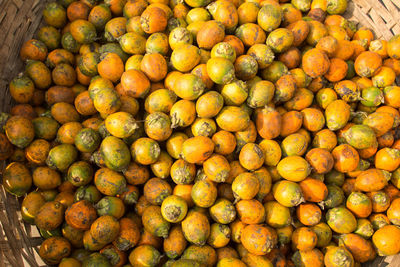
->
[343,0,400,40]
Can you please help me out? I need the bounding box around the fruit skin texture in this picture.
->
[20,39,48,62]
[218,257,247,267]
[5,116,35,148]
[305,148,334,174]
[65,200,97,231]
[272,180,304,207]
[302,48,330,78]
[325,100,351,131]
[343,124,376,149]
[142,205,170,238]
[257,2,282,32]
[196,91,224,118]
[387,198,400,226]
[173,73,205,100]
[363,111,395,137]
[240,224,276,255]
[98,53,124,83]
[21,191,45,224]
[206,57,235,85]
[191,179,217,208]
[267,28,294,53]
[2,162,32,197]
[355,168,390,192]
[297,203,322,226]
[46,144,78,172]
[388,34,400,59]
[292,248,324,267]
[35,201,65,231]
[129,245,161,267]
[70,19,97,44]
[324,57,348,82]
[43,2,67,28]
[203,154,230,182]
[277,155,311,182]
[292,226,318,251]
[324,246,354,267]
[216,106,250,132]
[141,53,168,82]
[180,244,217,266]
[299,178,328,203]
[181,136,214,164]
[121,69,151,98]
[197,20,225,50]
[39,237,71,265]
[101,136,131,171]
[171,44,201,72]
[144,177,172,205]
[90,215,120,244]
[232,172,259,200]
[326,206,357,234]
[163,225,187,259]
[140,6,167,34]
[332,144,359,173]
[181,211,210,246]
[255,107,281,140]
[334,80,360,102]
[161,195,188,223]
[105,112,138,139]
[355,51,382,77]
[238,143,264,171]
[247,80,274,108]
[373,225,400,256]
[264,200,291,228]
[235,199,265,225]
[170,100,196,128]
[94,167,127,196]
[209,198,236,225]
[346,191,372,218]
[339,233,376,263]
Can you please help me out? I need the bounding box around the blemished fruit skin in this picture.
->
[6,0,400,266]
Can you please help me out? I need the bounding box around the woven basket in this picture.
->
[0,0,399,266]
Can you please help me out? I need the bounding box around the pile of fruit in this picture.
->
[2,0,400,266]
